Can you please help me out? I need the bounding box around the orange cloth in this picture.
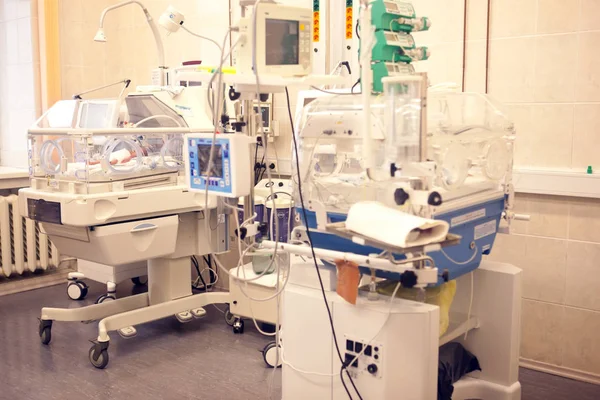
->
[335,260,360,305]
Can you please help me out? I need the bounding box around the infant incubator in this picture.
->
[294,81,516,284]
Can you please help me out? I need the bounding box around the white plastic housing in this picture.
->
[235,3,313,77]
[159,6,185,33]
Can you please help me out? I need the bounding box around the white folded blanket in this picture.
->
[345,201,449,248]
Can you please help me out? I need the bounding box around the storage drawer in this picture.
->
[43,215,179,265]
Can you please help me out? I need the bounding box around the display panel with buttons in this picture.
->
[265,18,311,71]
[184,134,251,198]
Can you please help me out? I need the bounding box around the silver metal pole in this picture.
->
[242,98,255,245]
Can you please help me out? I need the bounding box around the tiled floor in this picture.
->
[0,281,598,400]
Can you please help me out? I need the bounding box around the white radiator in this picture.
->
[0,195,59,277]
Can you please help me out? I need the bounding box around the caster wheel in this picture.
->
[131,276,148,286]
[39,320,52,345]
[232,318,244,334]
[263,342,282,368]
[67,280,88,300]
[89,345,109,369]
[224,305,236,326]
[95,294,116,304]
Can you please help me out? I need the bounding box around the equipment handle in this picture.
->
[130,223,158,233]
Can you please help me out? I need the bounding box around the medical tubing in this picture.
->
[441,244,478,265]
[464,271,474,341]
[133,114,182,127]
[203,28,233,246]
[181,25,224,54]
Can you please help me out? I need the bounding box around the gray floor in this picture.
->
[0,281,599,400]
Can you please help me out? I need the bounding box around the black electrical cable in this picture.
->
[284,87,363,400]
[203,255,215,290]
[254,142,259,166]
[254,141,268,185]
[191,256,208,291]
[351,78,361,94]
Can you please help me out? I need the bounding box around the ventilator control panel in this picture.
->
[184,134,251,198]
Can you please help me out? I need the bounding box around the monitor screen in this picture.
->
[265,19,299,66]
[197,144,224,178]
[384,1,399,11]
[253,105,270,127]
[79,102,111,129]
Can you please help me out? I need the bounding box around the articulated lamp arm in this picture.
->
[95,0,165,69]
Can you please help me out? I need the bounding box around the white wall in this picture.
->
[0,0,39,168]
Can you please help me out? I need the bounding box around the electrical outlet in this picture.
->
[268,160,278,173]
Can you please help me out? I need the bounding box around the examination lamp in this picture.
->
[94,0,166,85]
[158,5,185,33]
[158,6,223,55]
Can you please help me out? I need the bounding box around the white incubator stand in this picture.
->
[20,90,230,369]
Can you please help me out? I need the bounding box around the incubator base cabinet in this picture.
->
[36,210,230,368]
[281,257,522,400]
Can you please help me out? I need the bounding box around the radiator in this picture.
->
[0,195,59,277]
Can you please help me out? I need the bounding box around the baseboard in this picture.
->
[0,267,74,297]
[520,358,600,386]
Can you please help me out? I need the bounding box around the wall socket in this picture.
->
[268,160,278,173]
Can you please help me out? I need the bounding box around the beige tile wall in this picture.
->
[59,0,114,98]
[481,0,600,377]
[59,0,230,99]
[488,193,600,376]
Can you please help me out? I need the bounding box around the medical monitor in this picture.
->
[184,133,252,198]
[237,4,313,77]
[253,102,272,133]
[77,100,120,129]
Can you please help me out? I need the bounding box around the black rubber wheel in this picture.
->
[224,305,236,326]
[131,276,148,286]
[95,294,116,304]
[40,327,51,345]
[262,342,282,368]
[67,281,88,300]
[89,346,109,369]
[39,319,52,345]
[232,319,244,334]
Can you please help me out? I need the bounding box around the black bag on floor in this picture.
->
[438,342,481,400]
